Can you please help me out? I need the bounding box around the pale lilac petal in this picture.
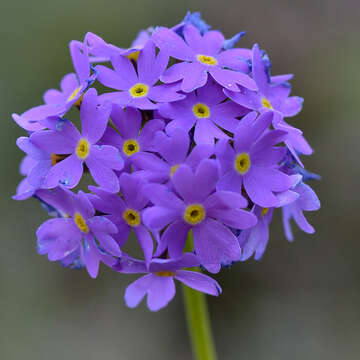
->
[161,62,192,84]
[185,144,214,170]
[45,154,83,188]
[175,270,221,296]
[111,105,141,139]
[124,274,153,308]
[143,183,184,210]
[147,275,176,311]
[86,154,120,193]
[119,173,148,210]
[193,218,241,273]
[208,208,257,229]
[252,43,269,94]
[142,206,180,231]
[148,83,185,102]
[96,65,129,90]
[134,226,154,267]
[95,232,121,256]
[111,54,138,84]
[234,111,272,152]
[181,62,208,92]
[224,88,261,110]
[69,40,89,83]
[81,237,100,278]
[163,220,190,258]
[90,145,124,170]
[152,27,195,61]
[204,190,248,210]
[81,89,112,143]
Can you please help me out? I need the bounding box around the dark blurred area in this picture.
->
[1,0,359,359]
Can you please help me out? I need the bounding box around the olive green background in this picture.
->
[1,0,359,359]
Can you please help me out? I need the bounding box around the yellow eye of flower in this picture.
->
[74,212,89,233]
[261,97,273,109]
[184,204,206,225]
[192,103,210,118]
[261,207,269,217]
[170,164,180,177]
[234,153,251,175]
[122,139,140,156]
[197,54,218,66]
[123,209,141,227]
[129,83,149,98]
[75,138,90,160]
[127,51,140,62]
[156,271,175,277]
[67,86,82,102]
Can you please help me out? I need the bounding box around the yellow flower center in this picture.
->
[123,209,141,227]
[261,97,273,109]
[197,54,218,66]
[170,164,180,177]
[122,139,140,156]
[129,83,149,98]
[261,207,269,217]
[192,103,210,118]
[67,86,82,102]
[234,153,251,175]
[75,138,91,160]
[127,51,140,62]
[74,212,89,233]
[184,204,206,225]
[156,271,175,277]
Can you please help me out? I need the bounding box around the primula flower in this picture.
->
[13,13,320,312]
[96,41,184,110]
[282,181,320,241]
[100,104,164,171]
[12,40,94,131]
[31,89,124,192]
[143,159,257,273]
[114,253,221,311]
[152,24,257,92]
[88,173,154,266]
[238,206,274,261]
[159,80,248,144]
[36,187,121,278]
[132,128,214,183]
[216,111,293,207]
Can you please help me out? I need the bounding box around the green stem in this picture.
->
[182,231,218,360]
[182,282,218,360]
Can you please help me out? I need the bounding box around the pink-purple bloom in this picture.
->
[13,13,320,311]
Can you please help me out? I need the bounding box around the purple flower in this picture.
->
[85,29,152,64]
[96,41,184,110]
[114,253,221,311]
[238,206,274,261]
[216,111,293,207]
[225,44,303,116]
[159,80,248,144]
[152,24,257,92]
[31,89,124,192]
[100,104,164,172]
[132,128,214,183]
[88,173,153,266]
[143,159,257,273]
[282,181,320,241]
[36,187,121,278]
[12,40,94,131]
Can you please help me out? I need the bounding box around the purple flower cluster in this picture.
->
[13,13,320,311]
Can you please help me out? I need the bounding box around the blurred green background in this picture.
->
[1,0,359,359]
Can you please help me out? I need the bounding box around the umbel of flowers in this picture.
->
[13,12,320,311]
